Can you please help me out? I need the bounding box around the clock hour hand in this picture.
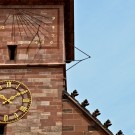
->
[0,94,12,104]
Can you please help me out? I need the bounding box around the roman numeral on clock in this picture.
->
[6,81,11,87]
[20,106,28,112]
[3,115,8,122]
[23,98,30,103]
[14,113,18,119]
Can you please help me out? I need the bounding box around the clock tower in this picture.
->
[0,0,74,135]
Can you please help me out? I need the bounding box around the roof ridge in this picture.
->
[63,90,124,135]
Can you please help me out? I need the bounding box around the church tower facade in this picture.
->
[0,1,122,135]
[0,0,74,135]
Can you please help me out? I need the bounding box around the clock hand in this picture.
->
[0,94,12,104]
[2,90,28,104]
[2,92,20,105]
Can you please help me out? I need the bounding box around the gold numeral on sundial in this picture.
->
[16,84,20,89]
[52,17,55,20]
[52,26,55,32]
[4,115,8,122]
[35,40,44,45]
[51,34,55,38]
[6,81,11,88]
[35,40,38,44]
[23,98,30,103]
[0,26,4,29]
[14,113,18,119]
[20,106,28,112]
[50,41,53,44]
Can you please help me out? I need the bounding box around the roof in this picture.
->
[0,0,74,62]
[63,90,123,135]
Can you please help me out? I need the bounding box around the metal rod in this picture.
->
[66,61,82,71]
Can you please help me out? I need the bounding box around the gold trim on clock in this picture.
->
[0,80,32,124]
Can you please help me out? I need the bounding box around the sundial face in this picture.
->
[0,6,59,49]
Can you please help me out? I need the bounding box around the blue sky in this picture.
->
[67,0,135,134]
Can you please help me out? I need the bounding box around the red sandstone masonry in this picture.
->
[62,100,109,135]
[0,67,64,135]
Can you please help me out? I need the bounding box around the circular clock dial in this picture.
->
[0,80,32,124]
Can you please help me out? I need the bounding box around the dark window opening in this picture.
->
[7,45,17,60]
[0,124,5,135]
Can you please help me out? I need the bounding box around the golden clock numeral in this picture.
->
[14,113,18,119]
[50,41,53,44]
[7,81,11,87]
[52,17,55,20]
[4,115,8,122]
[20,90,28,95]
[23,98,31,103]
[20,106,28,112]
[16,84,20,89]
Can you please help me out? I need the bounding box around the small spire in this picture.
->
[104,119,112,128]
[71,90,79,98]
[92,109,101,117]
[116,130,124,135]
[81,99,89,108]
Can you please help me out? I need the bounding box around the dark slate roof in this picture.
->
[63,90,122,135]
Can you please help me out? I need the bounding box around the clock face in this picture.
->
[0,80,32,124]
[0,6,59,48]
